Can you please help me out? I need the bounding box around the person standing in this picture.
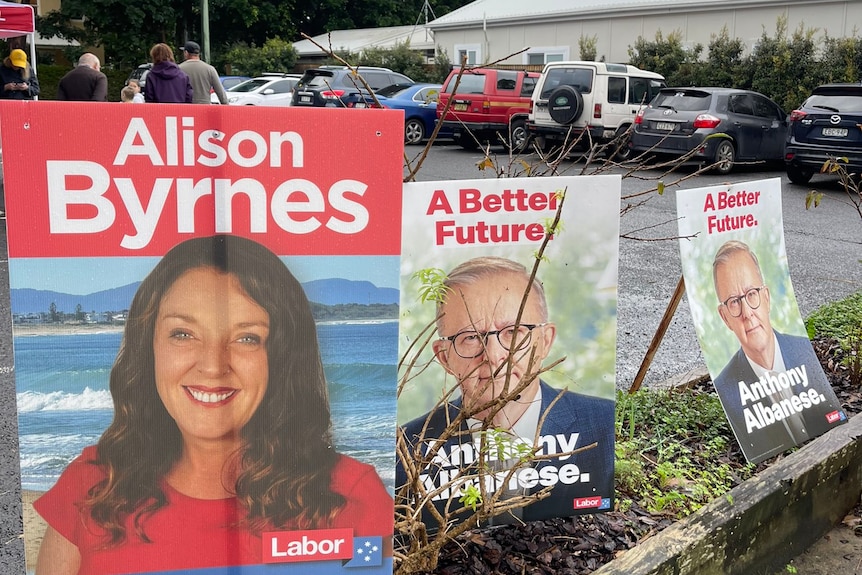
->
[178,41,227,104]
[57,53,107,101]
[143,43,192,104]
[0,48,39,100]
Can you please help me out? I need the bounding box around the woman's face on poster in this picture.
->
[152,266,271,446]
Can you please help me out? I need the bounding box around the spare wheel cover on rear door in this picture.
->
[548,85,584,125]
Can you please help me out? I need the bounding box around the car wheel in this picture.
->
[457,133,478,150]
[548,85,584,125]
[404,118,425,145]
[509,118,529,152]
[786,164,814,185]
[611,125,633,161]
[712,140,736,175]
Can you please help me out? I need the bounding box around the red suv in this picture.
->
[437,67,540,151]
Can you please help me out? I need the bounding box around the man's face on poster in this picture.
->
[431,272,556,427]
[715,250,773,361]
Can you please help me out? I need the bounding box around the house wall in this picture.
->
[433,1,861,67]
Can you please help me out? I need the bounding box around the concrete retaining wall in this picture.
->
[594,412,862,575]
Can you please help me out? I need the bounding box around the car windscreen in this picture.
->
[805,94,862,113]
[539,68,594,99]
[229,79,268,93]
[444,73,485,94]
[651,90,712,112]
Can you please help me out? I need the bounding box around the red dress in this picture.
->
[34,446,393,575]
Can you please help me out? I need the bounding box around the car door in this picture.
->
[260,79,297,107]
[750,94,787,160]
[727,93,763,159]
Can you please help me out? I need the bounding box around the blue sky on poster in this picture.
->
[9,255,400,294]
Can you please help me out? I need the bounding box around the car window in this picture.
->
[729,94,755,116]
[629,77,653,105]
[268,80,296,94]
[415,87,439,103]
[649,80,666,101]
[751,95,782,120]
[231,79,269,93]
[539,68,593,99]
[496,71,517,91]
[301,72,336,88]
[446,73,485,94]
[608,77,626,104]
[222,78,246,90]
[806,94,862,113]
[521,75,537,97]
[359,72,390,90]
[651,90,711,112]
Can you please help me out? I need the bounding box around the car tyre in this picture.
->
[404,118,425,145]
[456,133,479,150]
[712,140,736,175]
[509,118,529,153]
[548,85,584,125]
[786,164,814,185]
[611,125,633,161]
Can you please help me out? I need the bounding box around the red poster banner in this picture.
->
[0,102,403,257]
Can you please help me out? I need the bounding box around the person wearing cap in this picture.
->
[178,41,227,105]
[57,53,108,101]
[143,43,192,104]
[0,48,39,100]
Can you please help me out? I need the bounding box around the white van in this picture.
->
[528,61,666,158]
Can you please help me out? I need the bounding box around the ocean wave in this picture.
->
[17,387,113,412]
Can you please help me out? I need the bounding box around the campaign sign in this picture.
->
[676,177,846,463]
[1,101,402,574]
[396,176,620,529]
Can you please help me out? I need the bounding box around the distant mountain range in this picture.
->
[11,278,399,315]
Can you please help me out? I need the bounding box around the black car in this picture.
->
[291,66,414,107]
[784,84,862,184]
[630,87,788,174]
[126,63,152,89]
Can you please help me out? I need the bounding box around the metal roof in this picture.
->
[428,0,808,28]
[293,25,435,56]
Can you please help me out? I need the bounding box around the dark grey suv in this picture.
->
[784,84,862,184]
[291,66,414,107]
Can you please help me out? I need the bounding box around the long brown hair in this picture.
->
[87,235,343,544]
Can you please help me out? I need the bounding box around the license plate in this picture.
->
[822,127,848,137]
[453,103,468,111]
[655,122,675,131]
[300,96,311,103]
[354,102,367,108]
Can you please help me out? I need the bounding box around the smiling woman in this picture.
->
[31,235,394,575]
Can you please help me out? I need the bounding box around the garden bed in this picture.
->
[412,337,862,574]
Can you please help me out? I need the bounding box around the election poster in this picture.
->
[676,177,847,464]
[397,176,620,528]
[1,101,402,574]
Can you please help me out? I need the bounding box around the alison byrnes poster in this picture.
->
[0,101,402,575]
[676,177,847,464]
[397,176,620,528]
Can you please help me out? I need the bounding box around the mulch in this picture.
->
[409,336,862,575]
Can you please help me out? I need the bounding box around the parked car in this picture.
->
[125,63,152,89]
[291,66,414,107]
[377,84,453,144]
[630,87,788,174]
[437,67,539,151]
[784,83,862,184]
[528,61,666,159]
[225,74,301,106]
[209,75,252,103]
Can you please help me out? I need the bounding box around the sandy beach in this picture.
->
[22,490,44,572]
[12,323,125,337]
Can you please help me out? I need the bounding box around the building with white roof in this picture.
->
[293,25,437,66]
[427,0,862,67]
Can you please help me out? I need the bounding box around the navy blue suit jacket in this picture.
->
[397,381,614,525]
[713,330,844,462]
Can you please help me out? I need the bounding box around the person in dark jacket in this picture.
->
[0,48,39,100]
[57,53,107,101]
[143,43,192,103]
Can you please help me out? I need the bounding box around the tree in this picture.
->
[49,302,59,323]
[221,38,298,77]
[75,304,85,322]
[627,30,703,87]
